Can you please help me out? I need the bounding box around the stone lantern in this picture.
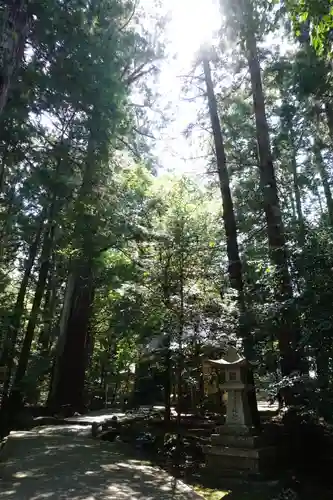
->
[202,346,275,476]
[209,346,257,429]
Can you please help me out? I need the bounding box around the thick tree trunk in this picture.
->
[203,53,259,427]
[48,117,99,412]
[45,270,76,411]
[244,18,305,377]
[0,0,30,116]
[48,260,94,412]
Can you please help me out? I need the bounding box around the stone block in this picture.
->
[203,443,276,476]
[215,424,258,436]
[205,452,260,476]
[211,432,261,448]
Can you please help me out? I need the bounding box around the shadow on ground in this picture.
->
[0,426,200,499]
[192,476,333,500]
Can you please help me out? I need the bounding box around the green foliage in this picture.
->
[287,0,333,56]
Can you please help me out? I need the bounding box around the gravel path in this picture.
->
[0,425,202,500]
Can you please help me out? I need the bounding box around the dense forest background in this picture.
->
[1,0,333,434]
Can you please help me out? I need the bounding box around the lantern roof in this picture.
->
[206,346,251,368]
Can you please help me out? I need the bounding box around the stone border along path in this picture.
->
[0,425,204,499]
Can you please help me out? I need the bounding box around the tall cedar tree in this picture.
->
[202,49,259,426]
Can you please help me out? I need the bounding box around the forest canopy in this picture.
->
[0,0,333,428]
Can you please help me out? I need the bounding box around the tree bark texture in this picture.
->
[0,1,30,116]
[48,260,95,411]
[244,17,305,377]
